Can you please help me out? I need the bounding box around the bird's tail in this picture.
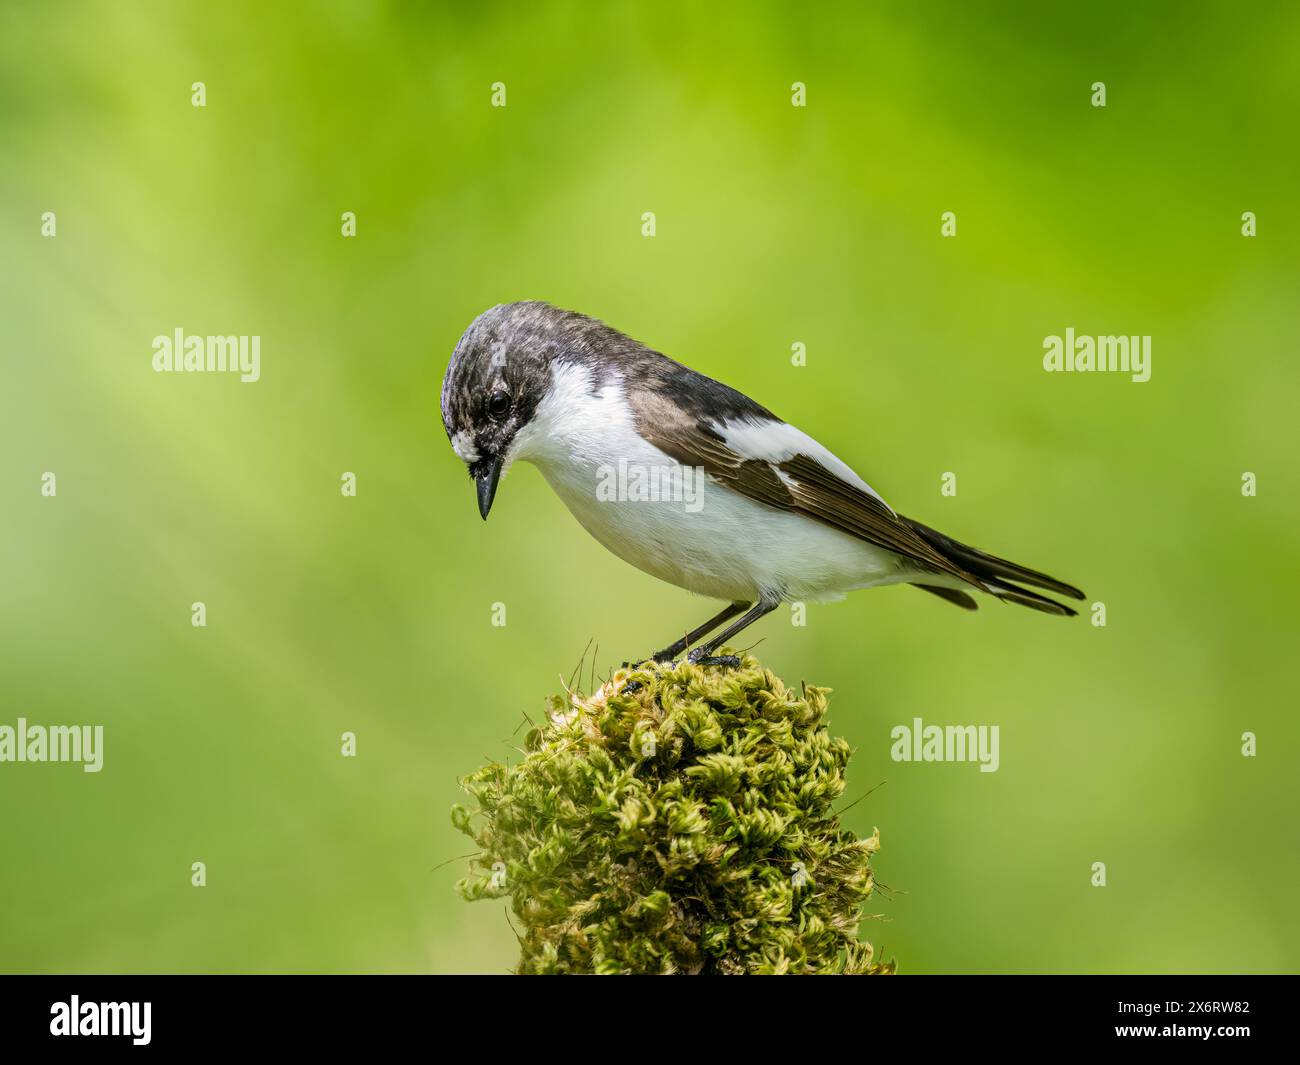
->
[902,516,1085,617]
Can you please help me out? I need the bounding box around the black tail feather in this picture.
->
[902,515,1084,617]
[983,579,1078,616]
[912,584,980,611]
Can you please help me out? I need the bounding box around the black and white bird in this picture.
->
[440,302,1084,665]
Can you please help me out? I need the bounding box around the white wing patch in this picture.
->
[715,417,895,514]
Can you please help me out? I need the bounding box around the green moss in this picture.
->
[453,652,894,975]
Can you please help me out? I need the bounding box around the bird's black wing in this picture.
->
[628,389,983,589]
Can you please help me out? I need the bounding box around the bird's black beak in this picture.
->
[473,455,504,520]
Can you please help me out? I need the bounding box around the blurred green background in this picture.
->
[2,0,1297,974]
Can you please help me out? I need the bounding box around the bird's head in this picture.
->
[440,302,578,519]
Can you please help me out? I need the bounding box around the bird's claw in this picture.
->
[686,649,742,669]
[619,648,740,689]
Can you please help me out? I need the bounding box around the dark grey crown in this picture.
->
[441,301,775,464]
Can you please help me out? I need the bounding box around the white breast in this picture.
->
[506,362,911,603]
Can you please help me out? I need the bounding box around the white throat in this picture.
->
[506,360,633,474]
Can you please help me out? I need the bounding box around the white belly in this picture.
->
[505,361,913,603]
[537,457,910,602]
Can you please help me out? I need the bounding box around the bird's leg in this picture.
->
[654,601,750,662]
[686,600,774,665]
[650,601,750,663]
[629,602,749,667]
[686,599,780,667]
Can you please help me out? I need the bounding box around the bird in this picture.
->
[440,301,1084,666]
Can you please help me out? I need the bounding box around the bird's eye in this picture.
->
[487,389,511,420]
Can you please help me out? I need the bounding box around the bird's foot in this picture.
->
[686,649,742,669]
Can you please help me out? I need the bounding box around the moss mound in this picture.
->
[452,652,893,975]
